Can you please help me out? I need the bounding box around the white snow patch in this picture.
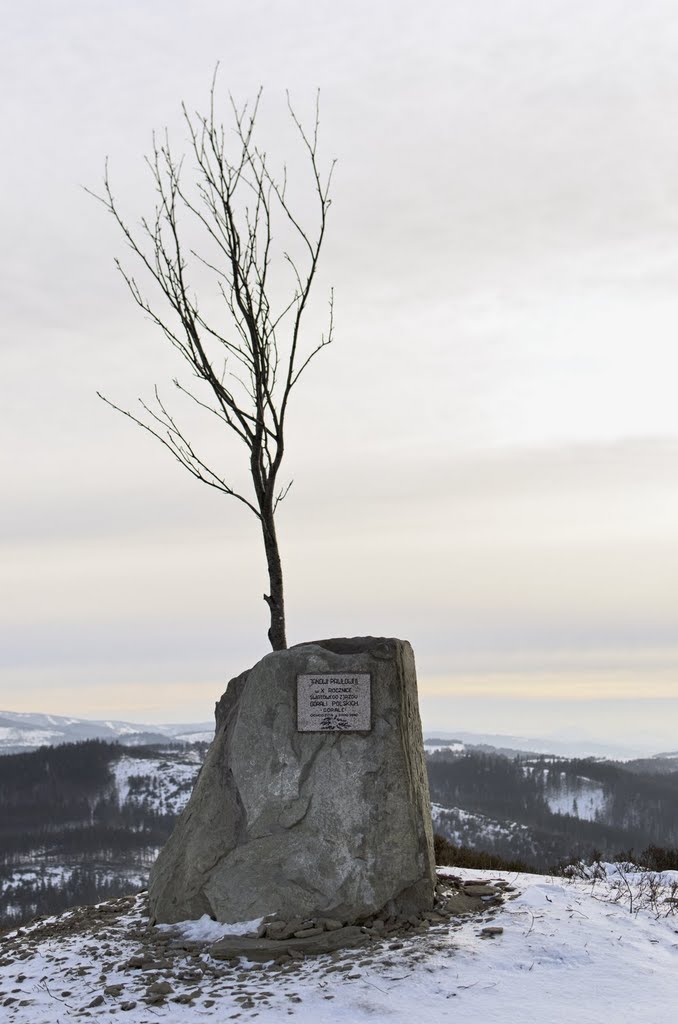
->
[0,727,64,745]
[432,802,530,845]
[157,914,264,942]
[113,754,200,814]
[172,730,213,743]
[545,777,607,820]
[425,741,465,754]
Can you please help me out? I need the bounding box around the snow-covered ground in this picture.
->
[0,711,215,753]
[545,774,608,821]
[1,750,203,925]
[424,741,465,754]
[2,867,678,1023]
[431,802,532,847]
[113,753,201,815]
[0,727,66,748]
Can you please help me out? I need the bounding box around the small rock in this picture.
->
[464,885,501,897]
[146,981,173,995]
[257,914,277,938]
[87,995,104,1008]
[144,994,166,1005]
[177,969,203,982]
[277,919,305,940]
[120,1001,137,1011]
[318,918,343,932]
[265,922,289,939]
[172,992,196,1004]
[103,985,123,996]
[481,926,504,936]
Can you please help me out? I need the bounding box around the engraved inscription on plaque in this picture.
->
[296,673,371,732]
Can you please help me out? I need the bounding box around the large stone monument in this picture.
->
[149,636,435,925]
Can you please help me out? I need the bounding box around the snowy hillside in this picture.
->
[113,752,202,815]
[1,713,657,759]
[1,865,677,1023]
[425,730,649,760]
[543,773,608,820]
[0,711,214,753]
[0,744,205,927]
[432,803,534,850]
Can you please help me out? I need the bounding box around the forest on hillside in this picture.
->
[427,749,678,865]
[0,740,194,928]
[3,740,678,930]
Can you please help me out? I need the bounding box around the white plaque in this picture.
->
[297,673,371,732]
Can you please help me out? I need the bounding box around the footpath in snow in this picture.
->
[2,866,678,1023]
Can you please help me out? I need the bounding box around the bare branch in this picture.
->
[92,80,335,651]
[97,391,260,517]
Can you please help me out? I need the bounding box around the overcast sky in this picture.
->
[2,0,677,752]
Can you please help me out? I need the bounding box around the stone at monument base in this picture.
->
[148,637,435,925]
[210,925,369,962]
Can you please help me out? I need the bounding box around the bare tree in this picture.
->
[90,81,335,651]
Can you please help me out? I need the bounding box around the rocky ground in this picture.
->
[0,873,513,1021]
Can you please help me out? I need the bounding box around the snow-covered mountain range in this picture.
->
[0,710,668,760]
[0,711,214,754]
[424,730,657,761]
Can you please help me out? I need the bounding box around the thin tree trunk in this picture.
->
[261,510,287,650]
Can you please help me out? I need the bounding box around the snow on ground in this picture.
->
[2,867,678,1023]
[0,728,65,747]
[113,754,201,814]
[171,730,214,743]
[545,774,608,821]
[424,741,465,754]
[157,915,265,942]
[431,802,531,846]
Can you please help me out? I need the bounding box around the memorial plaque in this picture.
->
[296,673,371,732]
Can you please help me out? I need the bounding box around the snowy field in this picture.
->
[2,866,678,1023]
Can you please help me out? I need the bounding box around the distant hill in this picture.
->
[0,738,205,928]
[424,730,651,761]
[427,746,678,866]
[0,710,214,754]
[0,711,659,761]
[3,734,678,929]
